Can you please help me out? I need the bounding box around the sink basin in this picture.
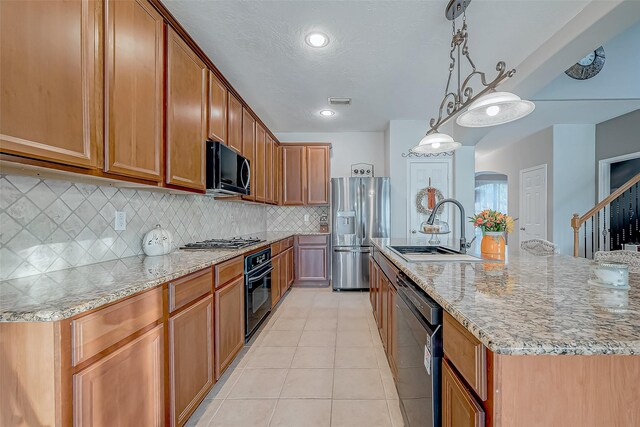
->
[388,245,483,263]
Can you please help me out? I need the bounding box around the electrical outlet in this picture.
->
[114,211,127,231]
[304,214,310,223]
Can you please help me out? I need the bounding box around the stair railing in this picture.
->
[571,172,640,257]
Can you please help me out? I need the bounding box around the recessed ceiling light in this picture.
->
[305,32,329,48]
[319,110,335,117]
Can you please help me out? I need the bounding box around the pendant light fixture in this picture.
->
[411,0,534,154]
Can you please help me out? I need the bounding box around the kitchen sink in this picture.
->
[387,245,483,263]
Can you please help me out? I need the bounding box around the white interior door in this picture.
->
[407,159,453,245]
[519,164,547,243]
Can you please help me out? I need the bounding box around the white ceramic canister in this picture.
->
[142,224,173,256]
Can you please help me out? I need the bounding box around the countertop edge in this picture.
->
[0,232,329,323]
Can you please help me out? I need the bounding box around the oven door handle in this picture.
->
[247,266,274,283]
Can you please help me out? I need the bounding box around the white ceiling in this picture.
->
[163,0,591,132]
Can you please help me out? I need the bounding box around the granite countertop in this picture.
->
[0,231,329,322]
[371,238,640,356]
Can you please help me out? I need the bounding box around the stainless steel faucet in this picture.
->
[426,198,475,254]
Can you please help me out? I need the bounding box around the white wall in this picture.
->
[552,124,596,256]
[387,120,475,242]
[475,127,555,246]
[275,132,386,178]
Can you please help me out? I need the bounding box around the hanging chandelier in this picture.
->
[411,0,535,155]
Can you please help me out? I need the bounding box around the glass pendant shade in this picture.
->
[411,132,461,154]
[456,91,535,127]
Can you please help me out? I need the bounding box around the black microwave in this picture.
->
[206,140,250,195]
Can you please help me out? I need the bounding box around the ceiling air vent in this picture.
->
[328,97,351,106]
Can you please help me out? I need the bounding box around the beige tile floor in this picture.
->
[186,287,405,427]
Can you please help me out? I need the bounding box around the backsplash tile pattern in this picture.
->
[266,205,328,232]
[0,174,266,280]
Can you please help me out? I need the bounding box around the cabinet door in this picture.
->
[166,28,207,191]
[227,93,243,153]
[265,136,274,204]
[387,283,397,377]
[73,324,164,427]
[369,257,377,319]
[214,277,245,379]
[169,296,214,427]
[105,0,163,181]
[287,248,295,287]
[380,273,389,350]
[306,146,330,205]
[0,0,101,168]
[442,359,485,427]
[282,146,306,206]
[376,264,383,329]
[254,124,267,203]
[208,71,227,143]
[241,109,255,201]
[271,255,281,307]
[274,144,282,205]
[295,245,328,283]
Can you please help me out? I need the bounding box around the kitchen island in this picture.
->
[370,238,639,427]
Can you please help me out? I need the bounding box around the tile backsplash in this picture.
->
[266,205,328,232]
[0,174,329,281]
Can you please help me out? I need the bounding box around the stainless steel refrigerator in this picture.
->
[332,177,390,290]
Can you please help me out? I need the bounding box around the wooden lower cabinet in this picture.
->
[169,296,214,427]
[442,358,485,427]
[387,282,397,377]
[214,277,245,379]
[73,324,165,427]
[271,254,282,307]
[286,247,294,288]
[294,235,329,284]
[379,270,389,350]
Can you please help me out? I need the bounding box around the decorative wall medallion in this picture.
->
[565,46,605,80]
[402,151,454,158]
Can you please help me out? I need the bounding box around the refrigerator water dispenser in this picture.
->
[336,211,356,236]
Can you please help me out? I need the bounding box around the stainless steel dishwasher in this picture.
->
[395,273,443,427]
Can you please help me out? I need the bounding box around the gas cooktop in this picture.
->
[181,237,265,250]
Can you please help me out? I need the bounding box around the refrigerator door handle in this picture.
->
[333,247,371,253]
[361,182,366,243]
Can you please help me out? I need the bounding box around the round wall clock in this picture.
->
[565,46,605,80]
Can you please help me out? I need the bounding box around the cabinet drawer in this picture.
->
[169,268,213,313]
[443,312,487,400]
[285,237,294,249]
[296,234,328,246]
[271,241,283,256]
[214,256,244,289]
[72,287,163,366]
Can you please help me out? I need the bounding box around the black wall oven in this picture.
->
[244,248,272,341]
[395,273,443,427]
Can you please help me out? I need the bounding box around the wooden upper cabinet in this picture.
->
[208,71,227,143]
[274,144,282,205]
[227,93,243,153]
[73,324,165,427]
[255,124,267,203]
[442,359,485,427]
[282,145,306,205]
[241,109,256,201]
[166,27,207,191]
[306,145,330,205]
[0,0,102,168]
[105,0,163,181]
[265,136,274,204]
